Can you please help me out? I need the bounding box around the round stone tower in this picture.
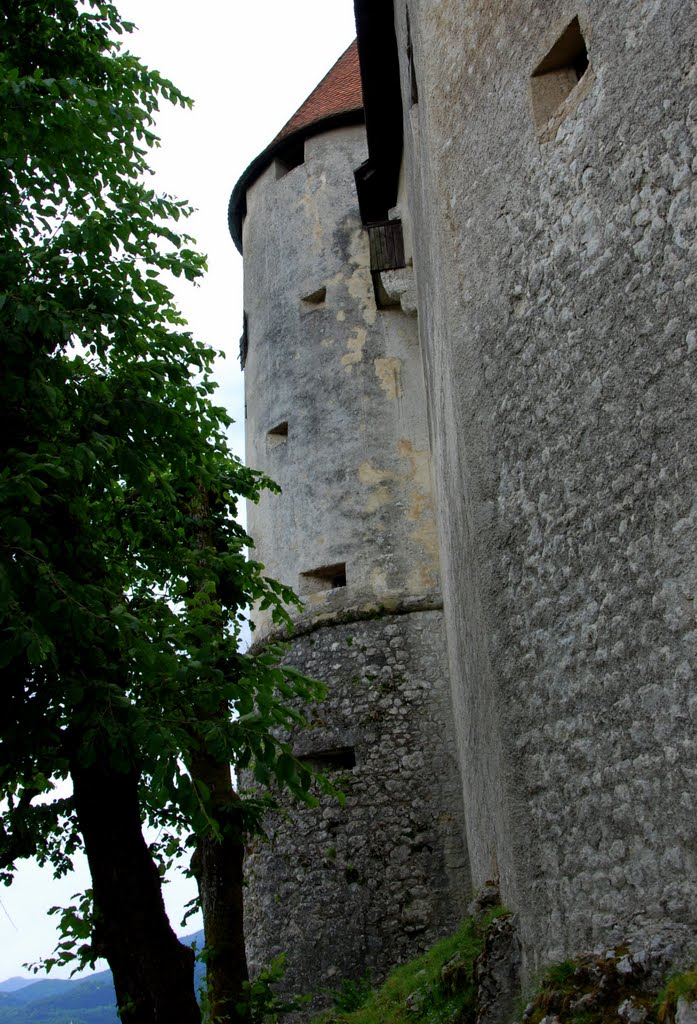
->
[229,41,470,1002]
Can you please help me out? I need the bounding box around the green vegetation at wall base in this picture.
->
[312,909,506,1024]
[304,919,697,1024]
[522,955,697,1024]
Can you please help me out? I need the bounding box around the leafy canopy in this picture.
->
[0,0,323,946]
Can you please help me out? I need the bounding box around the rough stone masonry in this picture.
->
[384,0,697,977]
[232,82,470,1002]
[230,0,697,1004]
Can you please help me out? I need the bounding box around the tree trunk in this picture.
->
[71,755,201,1024]
[191,755,249,1024]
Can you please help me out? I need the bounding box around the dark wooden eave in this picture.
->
[228,40,364,254]
[228,108,365,254]
[353,0,403,224]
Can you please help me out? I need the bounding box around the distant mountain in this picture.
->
[0,978,33,993]
[0,931,205,1024]
[0,971,117,1024]
[4,978,78,1004]
[0,980,117,1023]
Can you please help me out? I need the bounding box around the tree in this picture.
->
[0,3,324,1021]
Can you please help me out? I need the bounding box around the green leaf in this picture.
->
[0,4,329,1014]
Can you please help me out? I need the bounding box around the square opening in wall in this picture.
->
[275,140,305,179]
[406,8,419,107]
[266,421,288,448]
[530,16,589,130]
[239,312,248,370]
[298,746,356,771]
[299,562,347,594]
[301,286,326,306]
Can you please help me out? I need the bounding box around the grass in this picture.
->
[298,916,697,1024]
[657,970,697,1023]
[312,910,506,1024]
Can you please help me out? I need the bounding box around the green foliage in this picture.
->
[312,915,499,1024]
[657,970,697,1023]
[328,977,372,1014]
[240,955,310,1024]
[542,960,577,990]
[0,0,326,977]
[34,891,96,974]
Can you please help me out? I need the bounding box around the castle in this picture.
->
[229,0,697,1005]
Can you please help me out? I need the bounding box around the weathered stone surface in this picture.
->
[677,997,697,1024]
[242,123,441,641]
[618,997,649,1023]
[467,882,502,921]
[244,612,470,1005]
[394,0,697,976]
[517,943,677,1024]
[239,109,470,1007]
[379,265,419,317]
[474,913,521,1024]
[406,987,429,1014]
[441,952,471,995]
[233,0,697,1001]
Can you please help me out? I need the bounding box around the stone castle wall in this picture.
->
[239,119,470,998]
[392,0,697,974]
[244,612,469,1000]
[243,124,441,635]
[234,0,697,993]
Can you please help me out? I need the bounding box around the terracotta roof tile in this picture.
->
[228,39,364,252]
[272,39,363,146]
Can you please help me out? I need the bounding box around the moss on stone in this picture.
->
[522,949,655,1024]
[303,915,697,1024]
[521,952,697,1024]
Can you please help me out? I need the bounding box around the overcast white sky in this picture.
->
[0,0,356,983]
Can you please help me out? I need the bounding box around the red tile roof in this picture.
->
[228,39,364,252]
[272,39,363,147]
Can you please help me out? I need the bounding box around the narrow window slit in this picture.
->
[298,562,347,595]
[275,140,305,178]
[267,421,288,448]
[302,286,326,306]
[530,17,589,131]
[298,747,356,772]
[406,9,419,107]
[239,312,248,369]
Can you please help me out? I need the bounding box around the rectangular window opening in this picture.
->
[298,562,347,595]
[373,273,401,310]
[530,16,589,130]
[267,421,289,448]
[275,140,305,179]
[299,746,356,772]
[301,286,327,306]
[239,312,248,369]
[406,9,419,107]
